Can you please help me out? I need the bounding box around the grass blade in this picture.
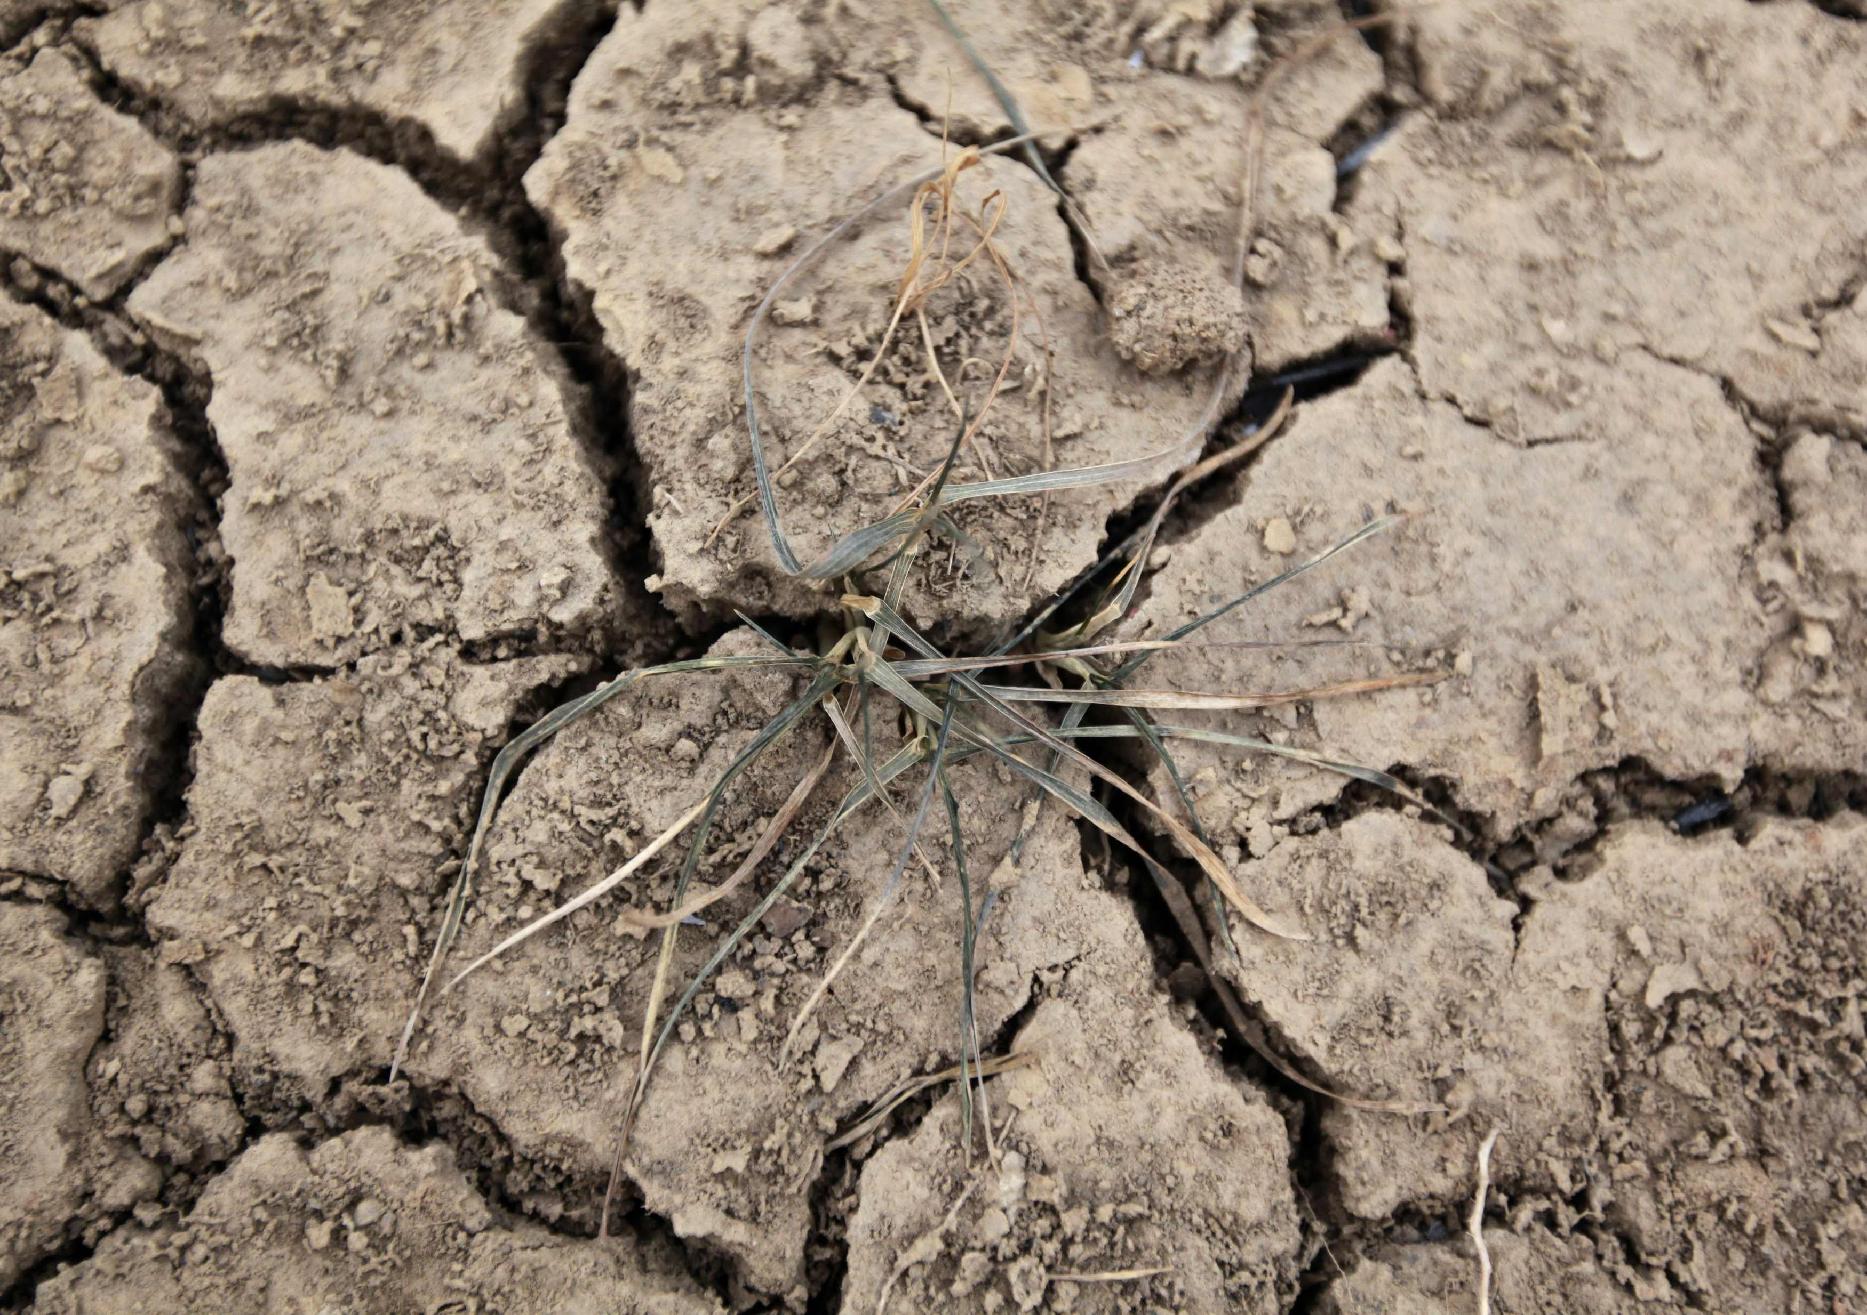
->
[974,672,1443,711]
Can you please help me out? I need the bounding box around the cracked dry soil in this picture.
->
[1,0,1864,1312]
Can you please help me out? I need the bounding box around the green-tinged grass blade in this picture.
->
[1007,692,1090,865]
[1120,706,1238,961]
[923,0,1059,195]
[936,447,1202,505]
[819,694,943,885]
[666,664,844,900]
[1058,392,1296,651]
[1155,726,1449,827]
[995,720,1443,824]
[971,672,1441,711]
[1112,515,1402,683]
[893,636,1366,679]
[867,523,922,662]
[869,696,960,913]
[392,652,815,1079]
[735,611,803,657]
[939,765,986,1151]
[797,510,925,580]
[826,1051,1032,1153]
[990,523,1145,657]
[823,694,879,804]
[760,364,1235,582]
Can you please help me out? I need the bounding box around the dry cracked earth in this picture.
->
[2,1,1865,1312]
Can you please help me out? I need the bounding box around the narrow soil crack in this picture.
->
[1,256,228,918]
[790,978,1050,1315]
[0,893,257,1313]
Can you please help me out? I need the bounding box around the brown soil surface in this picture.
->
[2,1,1863,1313]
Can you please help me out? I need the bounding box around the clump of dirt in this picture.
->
[1105,263,1249,376]
[0,296,196,907]
[130,142,621,668]
[0,48,181,301]
[33,1125,721,1314]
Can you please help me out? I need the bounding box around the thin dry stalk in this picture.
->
[1048,1266,1171,1285]
[827,1050,1033,1151]
[709,147,1013,545]
[612,730,838,933]
[1469,1126,1500,1315]
[440,795,707,994]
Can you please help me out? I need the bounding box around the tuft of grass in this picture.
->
[393,1,1443,1241]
